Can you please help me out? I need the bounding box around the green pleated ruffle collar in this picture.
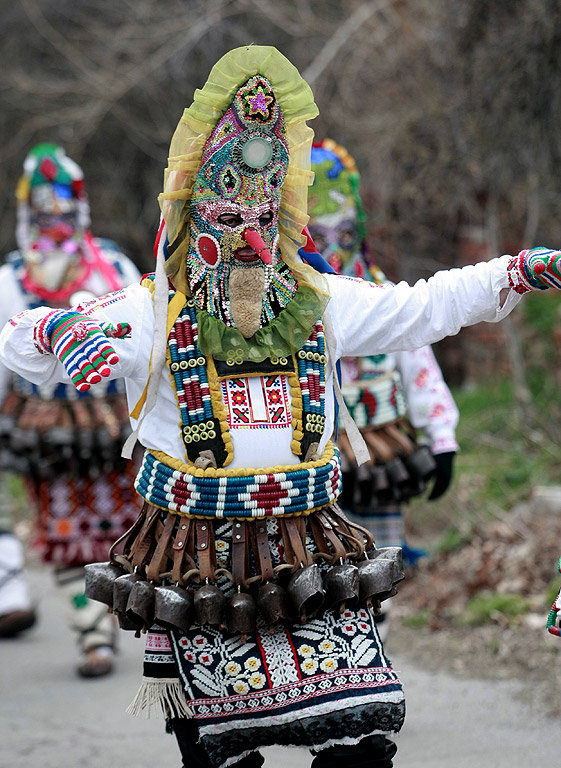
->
[196,285,329,363]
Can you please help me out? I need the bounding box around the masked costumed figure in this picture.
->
[0,144,141,675]
[307,140,459,636]
[2,49,561,767]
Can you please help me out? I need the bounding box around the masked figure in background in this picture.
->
[2,49,561,768]
[0,144,141,676]
[308,139,459,637]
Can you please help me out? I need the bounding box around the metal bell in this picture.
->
[385,457,410,485]
[257,582,292,627]
[154,585,193,633]
[405,445,437,479]
[371,547,406,583]
[193,583,226,627]
[113,572,143,615]
[126,580,156,629]
[84,561,124,608]
[323,563,360,613]
[372,465,389,492]
[226,590,257,635]
[287,564,324,623]
[357,558,395,604]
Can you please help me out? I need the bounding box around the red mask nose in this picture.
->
[242,228,272,265]
[42,222,74,243]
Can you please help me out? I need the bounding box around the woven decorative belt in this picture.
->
[341,370,407,428]
[134,444,342,518]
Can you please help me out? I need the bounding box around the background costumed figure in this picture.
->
[308,138,459,637]
[2,48,561,768]
[0,144,141,676]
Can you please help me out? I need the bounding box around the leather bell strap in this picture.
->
[251,522,274,582]
[129,506,162,572]
[196,518,216,581]
[279,517,313,568]
[231,521,249,588]
[145,513,176,582]
[171,517,196,584]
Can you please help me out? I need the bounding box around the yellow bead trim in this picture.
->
[205,356,234,467]
[288,352,303,456]
[149,439,335,479]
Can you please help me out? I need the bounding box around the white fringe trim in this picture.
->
[126,677,193,719]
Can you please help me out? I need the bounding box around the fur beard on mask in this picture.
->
[228,263,267,338]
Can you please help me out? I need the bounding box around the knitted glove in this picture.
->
[33,310,131,392]
[546,558,561,637]
[427,451,455,501]
[507,247,561,294]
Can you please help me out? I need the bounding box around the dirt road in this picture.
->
[1,567,560,767]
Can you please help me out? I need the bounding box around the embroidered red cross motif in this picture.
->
[267,389,282,404]
[231,390,247,406]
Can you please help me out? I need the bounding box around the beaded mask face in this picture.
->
[187,76,297,337]
[17,144,87,291]
[308,144,364,277]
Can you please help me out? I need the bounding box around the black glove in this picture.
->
[427,451,455,501]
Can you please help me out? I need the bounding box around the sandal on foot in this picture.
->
[77,645,115,678]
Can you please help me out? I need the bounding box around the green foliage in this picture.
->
[545,577,561,608]
[444,376,561,518]
[456,592,528,627]
[434,526,472,554]
[522,291,561,337]
[402,610,431,629]
[6,474,30,523]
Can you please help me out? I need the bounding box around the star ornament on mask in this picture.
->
[247,86,274,118]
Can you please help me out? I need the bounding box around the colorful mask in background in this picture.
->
[15,143,89,291]
[308,139,368,278]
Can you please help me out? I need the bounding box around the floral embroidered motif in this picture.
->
[221,375,291,429]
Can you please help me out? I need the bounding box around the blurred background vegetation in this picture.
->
[3,0,561,536]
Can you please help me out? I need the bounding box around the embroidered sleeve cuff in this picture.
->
[507,248,561,294]
[431,437,459,454]
[32,309,66,355]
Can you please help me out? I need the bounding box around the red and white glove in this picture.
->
[34,309,131,392]
[508,247,561,294]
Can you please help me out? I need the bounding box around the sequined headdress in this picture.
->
[123,46,327,457]
[158,45,325,298]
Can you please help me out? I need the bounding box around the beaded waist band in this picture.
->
[134,444,342,519]
[341,370,407,428]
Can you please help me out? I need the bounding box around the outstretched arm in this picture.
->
[327,249,561,359]
[0,283,152,390]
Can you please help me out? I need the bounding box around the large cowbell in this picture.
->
[84,561,125,608]
[323,563,360,614]
[154,585,193,633]
[257,581,292,627]
[287,564,324,623]
[194,583,226,627]
[113,572,144,630]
